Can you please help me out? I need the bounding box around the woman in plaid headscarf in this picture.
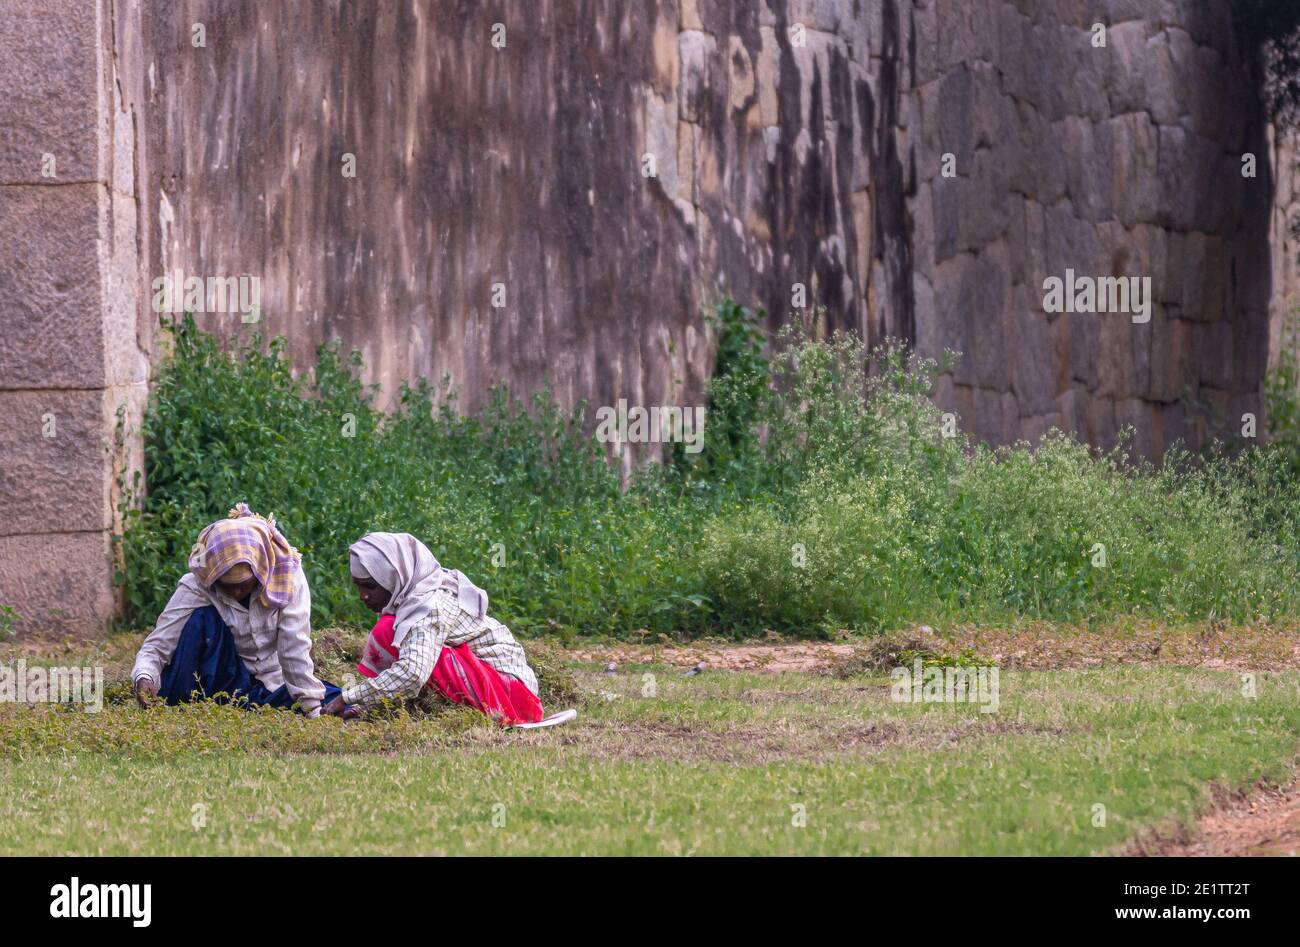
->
[131,503,341,717]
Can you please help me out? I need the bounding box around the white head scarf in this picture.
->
[348,532,489,646]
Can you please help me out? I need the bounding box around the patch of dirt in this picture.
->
[937,622,1300,672]
[566,620,1300,675]
[1125,777,1300,856]
[567,642,856,674]
[551,720,904,765]
[543,714,1076,765]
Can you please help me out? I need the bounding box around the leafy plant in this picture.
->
[0,605,19,640]
[118,308,1300,640]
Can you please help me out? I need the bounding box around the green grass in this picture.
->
[2,660,1296,855]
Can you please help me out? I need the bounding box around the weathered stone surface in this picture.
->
[0,0,142,640]
[968,244,1010,390]
[755,26,780,127]
[935,0,994,72]
[1148,316,1189,403]
[1114,397,1156,456]
[1110,111,1159,226]
[0,0,102,185]
[1009,297,1056,416]
[1066,311,1101,391]
[1084,394,1117,449]
[727,34,755,112]
[0,388,113,537]
[1194,320,1235,390]
[0,184,105,389]
[106,0,1295,462]
[680,0,704,32]
[0,530,116,638]
[959,148,1010,251]
[930,254,974,386]
[931,174,960,264]
[678,30,716,123]
[1055,387,1087,439]
[936,66,974,173]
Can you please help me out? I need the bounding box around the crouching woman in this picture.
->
[131,504,340,717]
[322,532,542,725]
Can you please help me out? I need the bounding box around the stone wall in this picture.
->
[129,0,897,482]
[906,0,1278,454]
[0,0,148,636]
[128,0,1290,456]
[1,0,1296,635]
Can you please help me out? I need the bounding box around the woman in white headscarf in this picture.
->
[321,532,543,725]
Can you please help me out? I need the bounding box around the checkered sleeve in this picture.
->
[341,613,443,708]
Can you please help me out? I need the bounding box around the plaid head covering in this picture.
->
[188,503,300,609]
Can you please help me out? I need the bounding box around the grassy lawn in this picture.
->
[2,635,1298,855]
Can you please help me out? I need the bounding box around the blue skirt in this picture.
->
[157,605,342,713]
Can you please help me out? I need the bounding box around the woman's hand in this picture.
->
[133,677,159,708]
[323,695,362,719]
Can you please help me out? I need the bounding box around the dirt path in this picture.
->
[564,621,1300,674]
[570,626,1300,856]
[565,640,858,673]
[1126,778,1300,856]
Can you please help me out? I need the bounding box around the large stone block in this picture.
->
[1065,311,1101,391]
[787,0,844,33]
[1096,306,1137,399]
[0,388,113,537]
[911,0,940,86]
[1157,126,1223,233]
[935,0,995,72]
[1062,23,1109,124]
[0,0,103,185]
[931,173,960,264]
[1064,116,1114,223]
[1158,399,1192,452]
[959,145,1011,251]
[1022,20,1071,121]
[1107,22,1180,125]
[931,254,975,386]
[1042,201,1102,284]
[1193,321,1234,389]
[105,190,148,388]
[1013,103,1066,205]
[1085,392,1118,449]
[755,26,780,128]
[0,183,107,389]
[1010,294,1057,415]
[1110,111,1158,226]
[1055,387,1087,438]
[995,2,1030,102]
[677,30,716,124]
[1178,231,1212,321]
[1147,315,1189,403]
[1114,397,1156,456]
[968,245,1010,390]
[0,529,116,638]
[1232,306,1271,392]
[912,270,939,358]
[936,66,974,173]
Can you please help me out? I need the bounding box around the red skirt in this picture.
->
[357,614,543,725]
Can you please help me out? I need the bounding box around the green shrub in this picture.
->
[119,315,711,636]
[119,310,1300,639]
